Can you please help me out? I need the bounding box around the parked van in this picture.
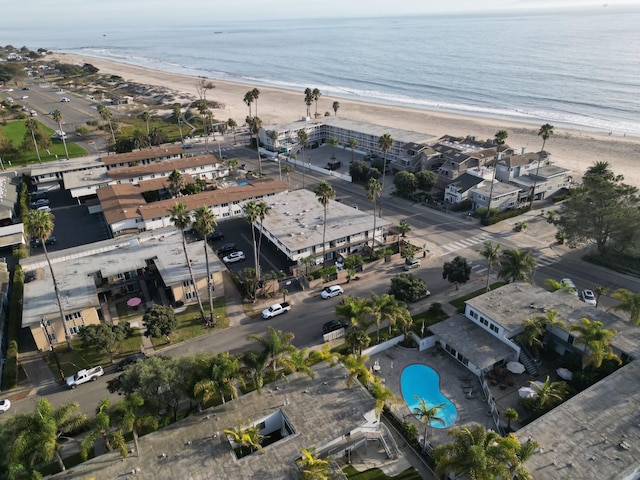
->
[326,160,342,171]
[404,258,421,271]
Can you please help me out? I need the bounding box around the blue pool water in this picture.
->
[237,181,249,186]
[401,364,458,428]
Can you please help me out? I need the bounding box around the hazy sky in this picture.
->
[7,0,640,24]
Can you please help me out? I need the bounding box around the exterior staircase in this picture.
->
[519,348,540,377]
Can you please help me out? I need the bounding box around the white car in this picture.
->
[321,285,344,299]
[21,95,29,99]
[0,399,10,413]
[60,97,70,102]
[223,251,246,264]
[582,289,597,306]
[561,278,579,296]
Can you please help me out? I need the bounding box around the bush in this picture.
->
[389,273,427,303]
[451,199,473,212]
[1,340,18,389]
[308,265,337,281]
[480,206,531,226]
[344,254,364,270]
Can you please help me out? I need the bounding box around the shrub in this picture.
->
[480,206,531,226]
[450,199,473,212]
[1,340,18,389]
[344,254,364,270]
[389,273,427,303]
[308,265,337,281]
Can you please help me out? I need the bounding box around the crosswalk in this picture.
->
[438,232,494,256]
[468,253,559,275]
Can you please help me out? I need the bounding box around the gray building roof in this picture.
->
[472,181,522,197]
[429,314,517,369]
[20,228,223,326]
[518,363,640,480]
[259,190,392,254]
[448,173,485,193]
[51,362,377,480]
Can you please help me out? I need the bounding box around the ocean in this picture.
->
[3,6,640,136]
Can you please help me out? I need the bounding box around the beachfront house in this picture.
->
[391,142,439,174]
[444,172,487,204]
[508,164,572,203]
[469,181,520,212]
[495,151,546,182]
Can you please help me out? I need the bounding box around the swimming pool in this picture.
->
[237,181,249,186]
[401,364,458,428]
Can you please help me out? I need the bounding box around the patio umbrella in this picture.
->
[127,297,142,307]
[506,361,526,374]
[518,386,537,398]
[556,367,573,380]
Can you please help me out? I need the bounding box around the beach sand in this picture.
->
[50,53,640,187]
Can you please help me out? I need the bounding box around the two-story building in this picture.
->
[469,181,521,212]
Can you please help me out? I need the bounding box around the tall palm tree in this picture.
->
[479,241,500,292]
[243,90,254,117]
[25,210,73,349]
[529,375,568,409]
[227,118,237,144]
[24,118,43,163]
[368,293,408,341]
[611,288,640,324]
[247,327,296,374]
[51,109,69,159]
[173,103,184,144]
[110,393,157,459]
[168,168,185,197]
[131,128,149,150]
[81,397,128,459]
[97,104,116,144]
[433,423,535,480]
[332,101,340,116]
[251,88,260,117]
[169,203,206,323]
[196,101,210,151]
[298,446,330,480]
[193,352,241,405]
[412,396,445,452]
[497,248,535,283]
[365,178,382,250]
[304,88,313,117]
[243,201,260,298]
[240,349,269,393]
[255,200,270,279]
[193,206,217,325]
[377,133,394,217]
[486,129,508,218]
[282,164,294,187]
[569,317,621,370]
[247,116,263,174]
[297,128,309,188]
[345,329,370,356]
[529,123,554,208]
[139,110,151,135]
[313,181,336,264]
[312,88,321,117]
[348,138,357,161]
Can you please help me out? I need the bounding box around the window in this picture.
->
[65,312,82,322]
[48,332,57,342]
[183,280,193,287]
[185,291,194,299]
[68,326,80,335]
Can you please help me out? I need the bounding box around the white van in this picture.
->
[404,258,421,271]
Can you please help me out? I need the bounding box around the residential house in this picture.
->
[101,146,185,170]
[469,181,521,212]
[444,172,487,205]
[391,142,439,174]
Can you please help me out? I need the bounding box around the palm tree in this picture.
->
[332,101,340,116]
[247,116,263,174]
[193,206,217,325]
[569,317,621,370]
[81,398,128,459]
[243,201,260,299]
[131,128,149,150]
[109,393,157,459]
[595,285,608,308]
[345,329,370,356]
[365,178,382,250]
[251,88,260,117]
[24,118,43,163]
[4,399,87,474]
[377,133,394,217]
[504,407,518,431]
[497,248,535,283]
[348,138,357,161]
[486,129,508,219]
[173,103,184,144]
[479,241,500,292]
[343,353,374,388]
[243,90,254,117]
[139,110,151,135]
[412,396,445,451]
[335,295,372,330]
[282,164,294,187]
[168,168,185,197]
[51,109,69,159]
[169,203,206,323]
[193,352,241,405]
[240,349,268,393]
[611,288,640,324]
[247,327,296,374]
[298,446,330,480]
[313,181,336,264]
[529,375,568,409]
[304,88,313,117]
[25,210,73,349]
[224,422,264,456]
[297,128,309,188]
[312,88,321,117]
[433,423,536,480]
[97,103,116,145]
[529,123,554,208]
[227,118,237,144]
[255,200,270,280]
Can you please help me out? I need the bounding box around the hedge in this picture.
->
[480,206,531,226]
[1,266,24,390]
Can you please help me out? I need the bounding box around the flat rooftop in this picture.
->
[99,145,185,166]
[29,156,103,178]
[51,362,376,479]
[259,189,392,253]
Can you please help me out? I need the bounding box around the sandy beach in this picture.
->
[50,53,640,187]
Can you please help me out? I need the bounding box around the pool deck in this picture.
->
[369,345,547,446]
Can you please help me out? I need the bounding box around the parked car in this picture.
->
[217,243,237,255]
[207,229,224,241]
[262,302,291,319]
[223,251,246,264]
[404,258,421,270]
[321,285,344,299]
[37,206,51,213]
[0,399,10,413]
[21,95,29,99]
[582,289,597,306]
[31,199,50,208]
[21,87,29,91]
[561,278,579,296]
[322,319,349,335]
[30,236,56,247]
[66,366,104,389]
[60,97,71,102]
[116,353,147,371]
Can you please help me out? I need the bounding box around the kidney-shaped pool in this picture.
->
[401,364,458,428]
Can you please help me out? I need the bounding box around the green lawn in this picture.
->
[0,119,86,165]
[343,465,422,479]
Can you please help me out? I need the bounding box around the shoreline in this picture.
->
[49,52,640,187]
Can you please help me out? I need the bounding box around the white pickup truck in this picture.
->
[261,302,291,319]
[66,366,104,389]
